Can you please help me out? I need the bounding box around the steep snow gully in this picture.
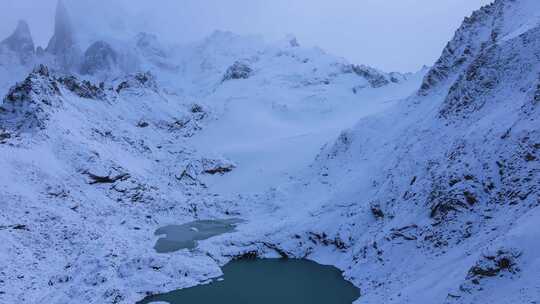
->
[1,0,539,303]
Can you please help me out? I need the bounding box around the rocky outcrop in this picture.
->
[440,24,540,120]
[177,158,236,185]
[0,65,61,132]
[341,64,402,88]
[115,71,158,94]
[0,65,108,133]
[222,61,253,82]
[56,75,106,100]
[417,0,516,95]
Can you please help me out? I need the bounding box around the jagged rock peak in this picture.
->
[0,20,35,64]
[46,0,76,55]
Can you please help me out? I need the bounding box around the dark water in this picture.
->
[154,219,242,253]
[139,259,360,304]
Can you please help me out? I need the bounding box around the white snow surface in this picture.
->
[1,0,539,303]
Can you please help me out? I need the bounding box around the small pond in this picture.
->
[139,258,360,304]
[154,219,242,253]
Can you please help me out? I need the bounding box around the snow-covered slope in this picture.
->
[214,1,540,303]
[0,2,424,303]
[1,0,539,303]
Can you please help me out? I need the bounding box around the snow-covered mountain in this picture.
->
[0,0,538,303]
[225,1,539,303]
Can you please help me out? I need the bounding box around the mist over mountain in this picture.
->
[2,0,493,72]
[0,1,539,304]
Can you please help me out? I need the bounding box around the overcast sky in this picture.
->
[1,0,493,72]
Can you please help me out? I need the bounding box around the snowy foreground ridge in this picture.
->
[1,0,539,303]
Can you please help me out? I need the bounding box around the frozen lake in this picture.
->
[154,219,242,253]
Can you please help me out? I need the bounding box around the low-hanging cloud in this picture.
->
[1,0,493,72]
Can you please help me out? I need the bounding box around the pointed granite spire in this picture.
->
[0,20,35,64]
[46,0,76,55]
[45,0,81,71]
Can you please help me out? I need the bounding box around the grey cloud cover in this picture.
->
[1,0,493,72]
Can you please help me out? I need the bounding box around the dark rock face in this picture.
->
[418,1,499,95]
[341,64,396,88]
[351,65,390,88]
[440,24,540,120]
[0,20,35,64]
[81,41,118,75]
[56,76,106,100]
[176,158,235,186]
[222,61,253,82]
[466,249,521,284]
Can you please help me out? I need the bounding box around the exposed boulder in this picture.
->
[0,20,35,64]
